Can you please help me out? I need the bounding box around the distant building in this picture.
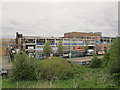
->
[0,38,16,56]
[15,32,115,54]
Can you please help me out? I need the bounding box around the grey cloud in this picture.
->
[2,2,118,38]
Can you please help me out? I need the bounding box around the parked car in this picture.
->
[0,68,8,76]
[40,53,47,59]
[76,61,91,65]
[53,53,60,57]
[86,61,91,65]
[63,53,69,58]
[77,61,83,65]
[42,55,47,59]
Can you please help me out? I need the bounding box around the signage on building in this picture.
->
[36,47,43,50]
[74,47,84,50]
[96,36,101,46]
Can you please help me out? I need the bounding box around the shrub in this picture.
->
[36,57,75,80]
[12,52,36,81]
[89,54,102,68]
[102,51,110,67]
[12,53,78,81]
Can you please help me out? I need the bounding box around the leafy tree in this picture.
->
[43,40,51,57]
[57,40,64,56]
[84,42,89,53]
[89,54,102,68]
[108,37,120,73]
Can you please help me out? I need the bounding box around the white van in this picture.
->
[86,49,94,56]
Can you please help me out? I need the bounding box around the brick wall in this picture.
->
[64,32,100,38]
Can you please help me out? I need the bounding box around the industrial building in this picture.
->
[15,32,115,56]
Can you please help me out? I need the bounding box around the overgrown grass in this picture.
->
[2,56,120,88]
[0,76,2,90]
[76,67,118,88]
[2,76,16,88]
[2,66,119,88]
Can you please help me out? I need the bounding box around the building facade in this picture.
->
[15,32,115,54]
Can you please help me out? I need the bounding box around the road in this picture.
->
[67,55,103,62]
[0,56,12,69]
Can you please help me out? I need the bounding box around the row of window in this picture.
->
[36,43,95,45]
[25,39,95,43]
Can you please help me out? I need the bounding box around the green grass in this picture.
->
[76,67,118,88]
[0,76,2,90]
[2,76,16,88]
[2,67,119,88]
[2,77,74,88]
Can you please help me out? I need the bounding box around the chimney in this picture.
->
[16,32,18,38]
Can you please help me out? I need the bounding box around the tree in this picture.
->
[12,52,36,81]
[43,40,51,57]
[84,42,89,53]
[108,37,120,73]
[57,40,64,56]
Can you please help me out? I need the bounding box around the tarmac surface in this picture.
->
[67,55,103,62]
[0,56,12,69]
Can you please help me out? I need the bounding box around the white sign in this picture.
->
[28,46,34,49]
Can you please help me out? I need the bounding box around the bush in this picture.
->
[89,54,102,68]
[36,57,75,80]
[12,53,78,81]
[102,51,110,67]
[12,52,36,81]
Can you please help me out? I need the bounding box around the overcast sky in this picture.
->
[1,1,118,38]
